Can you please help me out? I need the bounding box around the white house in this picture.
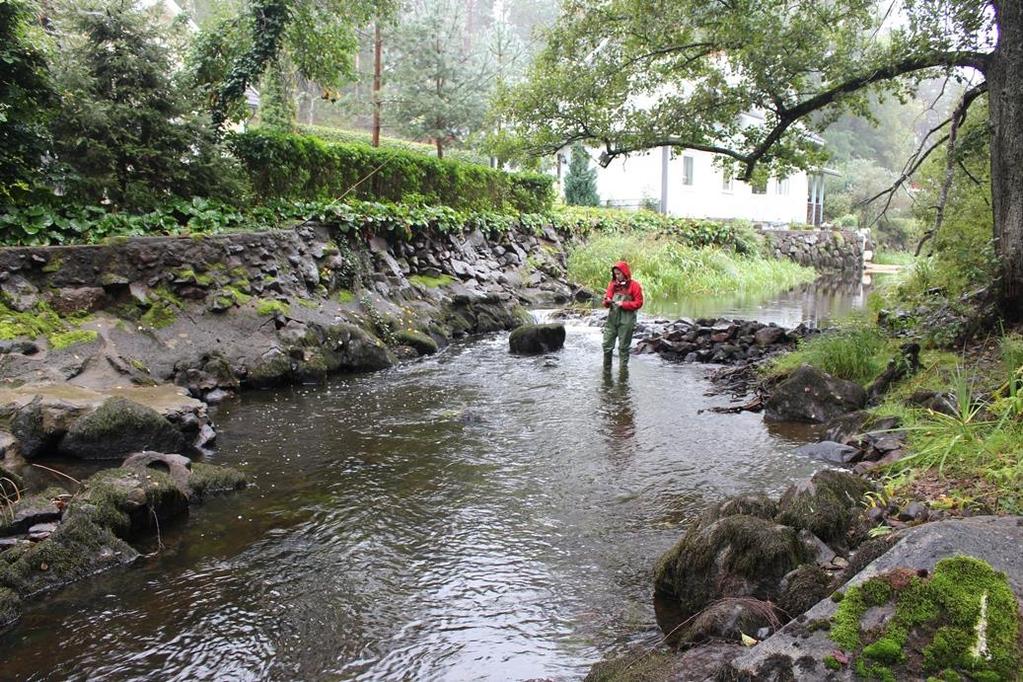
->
[559,146,833,227]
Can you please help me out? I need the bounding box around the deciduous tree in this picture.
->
[507,0,1023,316]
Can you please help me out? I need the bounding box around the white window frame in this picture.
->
[682,156,694,186]
[776,177,790,195]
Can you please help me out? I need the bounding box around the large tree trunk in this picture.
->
[372,22,382,147]
[990,0,1023,320]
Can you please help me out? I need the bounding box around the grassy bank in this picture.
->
[567,232,816,303]
[766,306,1022,515]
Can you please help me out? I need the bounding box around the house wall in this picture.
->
[589,147,811,225]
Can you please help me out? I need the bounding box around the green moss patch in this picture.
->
[48,329,99,350]
[337,289,356,303]
[255,299,290,316]
[829,557,1021,681]
[409,274,455,288]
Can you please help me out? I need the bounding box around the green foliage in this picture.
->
[0,0,53,203]
[229,129,553,212]
[298,125,488,166]
[257,58,295,132]
[0,197,250,246]
[46,0,242,210]
[873,251,917,266]
[48,329,98,350]
[563,143,600,206]
[899,98,994,301]
[767,316,892,385]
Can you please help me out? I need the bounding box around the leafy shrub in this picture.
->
[297,125,489,166]
[228,129,553,213]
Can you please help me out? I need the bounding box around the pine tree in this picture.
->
[563,143,599,206]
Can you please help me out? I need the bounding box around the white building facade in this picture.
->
[573,146,829,227]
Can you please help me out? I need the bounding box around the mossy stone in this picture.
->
[654,514,811,641]
[777,564,833,619]
[776,469,872,543]
[59,397,185,460]
[3,513,138,596]
[0,587,19,630]
[187,462,247,500]
[394,329,439,355]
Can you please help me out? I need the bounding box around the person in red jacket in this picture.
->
[602,261,643,363]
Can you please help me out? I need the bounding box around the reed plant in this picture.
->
[566,232,814,302]
[766,316,892,385]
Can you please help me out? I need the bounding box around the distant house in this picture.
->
[556,115,836,227]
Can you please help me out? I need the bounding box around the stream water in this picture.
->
[0,275,880,681]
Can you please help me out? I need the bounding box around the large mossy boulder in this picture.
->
[775,469,872,545]
[654,514,811,642]
[765,365,867,423]
[59,397,185,460]
[508,323,566,355]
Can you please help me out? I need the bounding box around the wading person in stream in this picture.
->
[602,261,643,364]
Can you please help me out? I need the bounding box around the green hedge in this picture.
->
[228,130,553,213]
[297,125,490,166]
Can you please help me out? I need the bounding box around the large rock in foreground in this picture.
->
[508,323,566,355]
[724,516,1023,681]
[654,514,811,643]
[765,365,867,423]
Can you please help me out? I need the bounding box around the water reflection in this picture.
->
[599,362,636,466]
[645,274,890,328]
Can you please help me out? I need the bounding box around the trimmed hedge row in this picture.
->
[228,130,553,213]
[297,124,490,166]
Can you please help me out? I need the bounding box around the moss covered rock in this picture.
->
[776,469,872,545]
[0,587,20,630]
[830,557,1021,681]
[394,329,439,356]
[1,513,139,597]
[59,397,186,460]
[74,468,189,537]
[654,514,811,642]
[187,462,247,500]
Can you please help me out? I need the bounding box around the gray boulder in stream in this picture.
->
[508,323,566,355]
[764,365,866,423]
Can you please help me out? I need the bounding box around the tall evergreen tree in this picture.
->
[0,0,52,203]
[48,0,237,210]
[386,0,492,158]
[563,144,599,206]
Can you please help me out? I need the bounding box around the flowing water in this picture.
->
[0,276,881,681]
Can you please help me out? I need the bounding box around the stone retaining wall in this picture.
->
[763,229,864,271]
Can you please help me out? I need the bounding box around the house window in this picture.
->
[776,177,790,195]
[682,156,694,186]
[751,176,767,194]
[722,169,734,192]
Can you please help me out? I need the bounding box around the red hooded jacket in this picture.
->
[602,261,644,312]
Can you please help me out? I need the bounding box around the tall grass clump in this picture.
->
[767,316,891,385]
[567,233,814,302]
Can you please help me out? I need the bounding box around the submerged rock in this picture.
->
[765,365,867,423]
[508,323,566,355]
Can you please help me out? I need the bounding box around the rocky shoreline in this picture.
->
[587,315,1023,681]
[0,218,583,631]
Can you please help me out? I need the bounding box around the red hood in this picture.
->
[612,261,632,280]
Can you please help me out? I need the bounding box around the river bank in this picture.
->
[0,216,874,675]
